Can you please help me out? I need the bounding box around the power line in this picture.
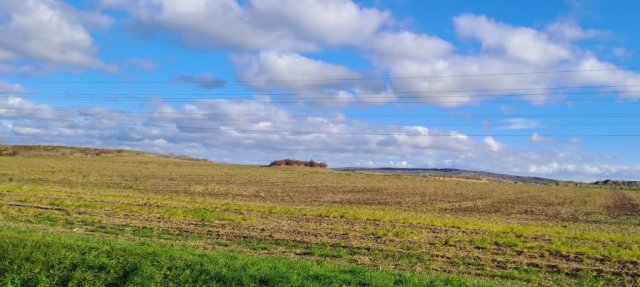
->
[5,86,639,105]
[4,116,640,137]
[10,96,636,105]
[11,90,640,101]
[3,106,640,119]
[5,115,640,128]
[7,84,640,97]
[8,67,640,84]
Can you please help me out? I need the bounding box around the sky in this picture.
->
[1,0,640,181]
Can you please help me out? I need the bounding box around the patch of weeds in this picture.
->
[371,227,414,239]
[454,259,487,270]
[399,242,418,251]
[372,229,386,239]
[472,235,491,250]
[34,213,62,225]
[516,267,540,279]
[493,236,522,248]
[443,235,456,246]
[131,227,158,239]
[245,241,274,252]
[181,208,245,224]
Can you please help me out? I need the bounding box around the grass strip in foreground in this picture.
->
[0,226,486,287]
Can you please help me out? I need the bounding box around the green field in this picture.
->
[0,145,639,286]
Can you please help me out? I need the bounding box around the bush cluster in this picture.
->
[0,145,20,156]
[268,159,328,168]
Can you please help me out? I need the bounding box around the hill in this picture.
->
[0,144,207,161]
[0,145,638,286]
[335,167,563,185]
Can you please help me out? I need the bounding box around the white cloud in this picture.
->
[0,95,54,118]
[529,133,544,143]
[498,118,542,130]
[101,0,390,52]
[13,126,42,135]
[366,31,453,64]
[529,132,559,144]
[545,20,602,41]
[232,51,362,91]
[0,0,114,72]
[0,95,480,164]
[99,2,640,106]
[527,162,639,178]
[2,94,639,181]
[454,14,572,65]
[371,14,640,106]
[483,136,503,152]
[353,86,397,104]
[174,74,226,90]
[232,51,389,105]
[249,0,390,48]
[0,81,24,94]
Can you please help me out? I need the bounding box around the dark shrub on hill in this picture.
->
[0,145,20,156]
[269,159,328,168]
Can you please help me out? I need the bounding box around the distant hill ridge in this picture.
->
[2,145,637,185]
[335,168,639,188]
[1,145,142,157]
[0,145,207,161]
[334,167,564,185]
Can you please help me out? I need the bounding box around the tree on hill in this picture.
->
[268,159,328,168]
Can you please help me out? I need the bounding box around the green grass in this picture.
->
[0,227,481,287]
[0,145,639,286]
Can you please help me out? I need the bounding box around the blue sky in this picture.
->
[1,0,640,181]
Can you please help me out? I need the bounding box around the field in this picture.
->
[0,145,639,286]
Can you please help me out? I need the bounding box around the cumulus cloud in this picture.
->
[232,51,389,105]
[498,118,542,130]
[100,0,390,52]
[174,74,226,90]
[545,20,603,41]
[365,31,454,64]
[2,95,637,181]
[232,51,362,91]
[0,95,55,118]
[529,132,555,145]
[99,1,640,106]
[0,95,475,158]
[0,0,114,73]
[483,136,503,152]
[526,162,639,179]
[370,14,640,106]
[0,81,24,94]
[455,14,572,65]
[530,133,545,142]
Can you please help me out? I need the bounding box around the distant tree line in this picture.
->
[268,159,328,168]
[0,145,20,156]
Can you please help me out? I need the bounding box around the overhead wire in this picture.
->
[7,67,640,84]
[4,114,640,128]
[3,106,640,119]
[3,68,640,140]
[3,115,640,138]
[7,84,640,97]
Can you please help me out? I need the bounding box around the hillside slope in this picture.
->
[335,167,563,185]
[0,145,639,286]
